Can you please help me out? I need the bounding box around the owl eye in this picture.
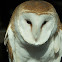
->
[26,19,32,25]
[41,21,47,28]
[42,21,47,26]
[43,21,47,25]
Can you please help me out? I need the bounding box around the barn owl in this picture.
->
[4,1,62,62]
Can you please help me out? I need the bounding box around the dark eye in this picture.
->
[42,21,47,26]
[41,21,47,28]
[43,21,47,25]
[26,19,32,25]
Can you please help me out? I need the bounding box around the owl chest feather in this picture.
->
[7,26,61,62]
[13,38,60,62]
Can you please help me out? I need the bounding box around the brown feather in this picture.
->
[7,41,13,62]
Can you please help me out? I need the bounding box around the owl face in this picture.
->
[15,13,58,45]
[9,1,59,46]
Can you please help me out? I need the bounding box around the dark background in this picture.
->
[0,0,62,62]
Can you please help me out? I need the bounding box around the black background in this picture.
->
[0,0,62,62]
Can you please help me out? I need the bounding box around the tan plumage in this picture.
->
[4,1,62,62]
[7,41,13,62]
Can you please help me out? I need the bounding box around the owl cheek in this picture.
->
[19,25,35,43]
[37,25,53,45]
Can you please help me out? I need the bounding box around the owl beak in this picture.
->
[35,38,37,41]
[32,26,41,42]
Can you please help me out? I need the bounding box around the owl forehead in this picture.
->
[17,1,56,15]
[10,1,59,31]
[21,12,53,20]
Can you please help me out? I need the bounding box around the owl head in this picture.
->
[10,1,60,45]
